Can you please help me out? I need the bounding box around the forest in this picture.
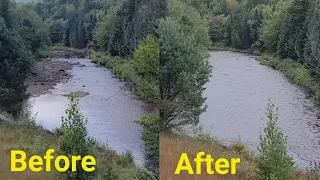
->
[1,0,320,179]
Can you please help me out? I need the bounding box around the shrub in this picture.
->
[135,79,159,102]
[257,101,295,180]
[58,96,95,180]
[136,116,160,177]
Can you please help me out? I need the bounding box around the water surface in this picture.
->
[200,51,320,168]
[25,58,149,166]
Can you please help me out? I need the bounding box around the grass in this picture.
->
[0,121,58,180]
[160,132,259,180]
[0,120,146,180]
[160,132,317,180]
[258,54,320,100]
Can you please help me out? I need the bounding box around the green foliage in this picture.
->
[207,15,228,43]
[169,0,211,50]
[0,17,33,115]
[136,116,160,176]
[259,54,320,100]
[304,0,320,75]
[133,35,160,82]
[257,101,295,180]
[12,4,51,55]
[59,96,95,180]
[158,17,212,128]
[133,168,157,180]
[34,0,112,48]
[260,0,290,53]
[93,5,120,51]
[135,79,159,102]
[108,0,167,57]
[277,0,309,60]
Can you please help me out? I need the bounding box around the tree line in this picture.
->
[182,0,320,76]
[2,0,319,179]
[0,0,50,115]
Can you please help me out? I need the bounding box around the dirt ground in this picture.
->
[25,60,72,96]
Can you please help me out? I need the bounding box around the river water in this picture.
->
[200,51,320,168]
[24,58,150,166]
[25,52,320,168]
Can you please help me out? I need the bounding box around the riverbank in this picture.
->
[210,45,320,103]
[258,54,320,102]
[26,46,89,97]
[0,49,153,179]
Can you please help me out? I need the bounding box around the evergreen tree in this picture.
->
[0,17,33,115]
[158,18,212,128]
[277,0,309,60]
[304,0,320,75]
[109,0,167,57]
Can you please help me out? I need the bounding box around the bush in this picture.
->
[257,101,295,180]
[136,116,160,177]
[230,138,254,161]
[58,96,95,180]
[135,79,159,102]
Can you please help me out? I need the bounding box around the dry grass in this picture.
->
[160,133,259,180]
[160,132,317,180]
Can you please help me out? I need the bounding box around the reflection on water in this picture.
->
[24,58,150,166]
[201,51,320,168]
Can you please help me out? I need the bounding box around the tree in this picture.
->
[12,4,51,54]
[108,0,167,57]
[260,0,290,53]
[277,0,309,60]
[158,18,212,128]
[304,0,320,75]
[93,5,120,51]
[207,15,228,43]
[168,0,211,50]
[0,17,33,115]
[0,0,11,27]
[257,101,295,180]
[133,34,159,81]
[59,96,95,180]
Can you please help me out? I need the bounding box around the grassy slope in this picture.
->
[160,132,315,180]
[0,122,58,180]
[0,120,139,180]
[160,133,258,180]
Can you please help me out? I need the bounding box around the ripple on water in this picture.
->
[200,51,320,168]
[24,58,150,166]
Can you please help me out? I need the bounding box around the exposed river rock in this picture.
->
[24,57,151,166]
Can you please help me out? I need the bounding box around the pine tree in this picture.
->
[158,17,212,128]
[304,0,320,75]
[277,0,309,60]
[0,17,33,115]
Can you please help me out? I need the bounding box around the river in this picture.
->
[200,51,320,168]
[25,51,320,169]
[24,57,150,166]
